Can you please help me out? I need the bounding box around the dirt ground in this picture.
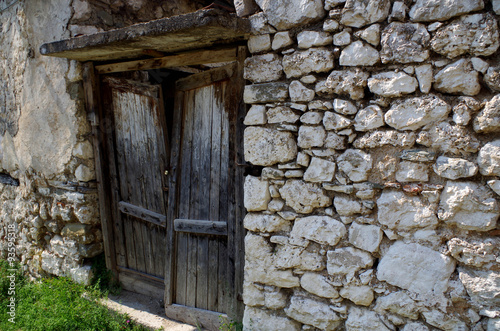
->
[103,290,198,331]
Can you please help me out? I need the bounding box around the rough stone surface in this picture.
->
[345,307,391,331]
[334,196,365,216]
[303,157,336,182]
[438,181,499,231]
[323,111,352,131]
[415,64,433,93]
[325,69,369,100]
[279,180,331,214]
[385,95,450,131]
[448,237,497,268]
[244,213,291,233]
[244,53,283,83]
[300,272,339,298]
[290,216,346,246]
[333,99,357,115]
[248,34,272,53]
[285,296,342,330]
[289,81,315,102]
[459,268,500,309]
[244,105,267,125]
[377,241,456,297]
[409,0,484,22]
[243,307,301,331]
[337,149,372,182]
[395,161,429,182]
[283,48,334,78]
[380,23,430,64]
[433,59,481,96]
[474,95,500,133]
[244,83,288,103]
[417,121,480,155]
[340,285,374,306]
[339,41,380,67]
[354,130,416,148]
[298,125,326,148]
[354,105,384,132]
[327,247,373,277]
[297,31,332,49]
[340,0,391,28]
[377,191,438,231]
[244,176,271,211]
[478,140,500,176]
[375,292,422,319]
[349,222,383,253]
[485,66,500,92]
[430,13,499,58]
[244,127,297,166]
[267,106,299,124]
[272,31,293,50]
[433,156,478,179]
[368,71,418,97]
[255,0,325,30]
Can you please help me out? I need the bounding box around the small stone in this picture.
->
[433,156,478,179]
[334,196,365,216]
[478,140,500,176]
[337,149,372,182]
[340,0,391,28]
[367,71,418,97]
[355,24,380,47]
[325,132,347,150]
[75,165,95,182]
[61,224,93,244]
[262,167,284,179]
[448,237,497,268]
[354,130,416,149]
[325,69,369,100]
[300,272,339,298]
[396,161,429,182]
[248,34,272,53]
[279,180,331,214]
[323,19,340,32]
[298,125,326,148]
[422,310,467,331]
[244,213,291,232]
[244,127,297,166]
[290,215,347,246]
[289,81,315,102]
[340,285,374,306]
[346,307,391,331]
[485,66,500,93]
[300,75,317,84]
[297,31,332,48]
[438,181,499,231]
[73,141,93,159]
[409,0,484,22]
[385,95,450,131]
[472,57,489,74]
[400,150,435,162]
[244,83,288,103]
[323,112,352,131]
[377,241,456,297]
[284,170,303,178]
[415,64,433,93]
[434,59,481,96]
[303,157,336,182]
[333,99,357,115]
[300,112,323,125]
[255,0,325,30]
[389,1,407,21]
[417,121,480,155]
[283,48,335,78]
[474,95,500,133]
[308,100,332,111]
[459,268,500,310]
[244,105,267,125]
[244,53,283,83]
[272,31,293,50]
[244,176,271,211]
[339,41,380,67]
[349,222,383,253]
[243,307,301,331]
[285,296,342,331]
[327,247,373,277]
[333,30,351,46]
[267,106,300,124]
[380,23,430,64]
[375,292,422,320]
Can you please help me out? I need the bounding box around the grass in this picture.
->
[0,258,155,331]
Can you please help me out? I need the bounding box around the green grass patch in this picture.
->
[0,259,153,331]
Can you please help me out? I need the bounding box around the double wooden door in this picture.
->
[101,59,245,329]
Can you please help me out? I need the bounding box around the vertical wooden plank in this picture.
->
[82,63,117,276]
[165,91,184,304]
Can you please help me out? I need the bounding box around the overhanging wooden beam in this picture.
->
[95,48,237,74]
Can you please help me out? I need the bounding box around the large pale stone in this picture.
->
[354,130,416,149]
[244,176,271,211]
[375,292,422,319]
[285,296,342,330]
[303,157,336,182]
[409,0,484,22]
[337,149,372,182]
[289,81,315,102]
[354,105,384,132]
[75,164,95,182]
[279,180,331,214]
[395,161,429,182]
[478,140,500,176]
[340,285,374,306]
[327,247,373,277]
[297,31,332,48]
[417,121,480,155]
[430,13,499,58]
[291,216,346,246]
[349,222,383,253]
[255,0,325,30]
[474,95,500,133]
[448,238,497,268]
[244,127,297,166]
[434,59,481,96]
[377,191,438,231]
[438,181,499,231]
[334,196,364,216]
[385,95,450,131]
[368,71,418,97]
[300,273,339,298]
[377,241,456,297]
[325,69,369,100]
[243,307,300,331]
[323,111,352,131]
[244,54,283,83]
[340,0,391,28]
[244,105,267,125]
[248,34,271,54]
[297,125,326,148]
[272,31,293,50]
[267,106,299,124]
[346,307,391,331]
[433,156,478,179]
[339,41,380,67]
[244,83,288,103]
[282,48,334,78]
[380,23,430,64]
[459,268,500,309]
[244,213,291,232]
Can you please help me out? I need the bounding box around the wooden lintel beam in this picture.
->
[95,48,237,74]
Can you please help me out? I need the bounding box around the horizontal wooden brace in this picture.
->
[118,201,166,227]
[95,48,237,74]
[174,219,227,236]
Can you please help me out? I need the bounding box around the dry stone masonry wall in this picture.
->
[241,0,500,330]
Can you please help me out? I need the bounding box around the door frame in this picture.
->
[82,45,247,330]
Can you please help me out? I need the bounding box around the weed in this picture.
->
[219,315,243,331]
[90,253,121,295]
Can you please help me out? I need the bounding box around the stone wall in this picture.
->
[241,0,500,330]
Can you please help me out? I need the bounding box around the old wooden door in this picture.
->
[164,61,245,328]
[102,76,169,298]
